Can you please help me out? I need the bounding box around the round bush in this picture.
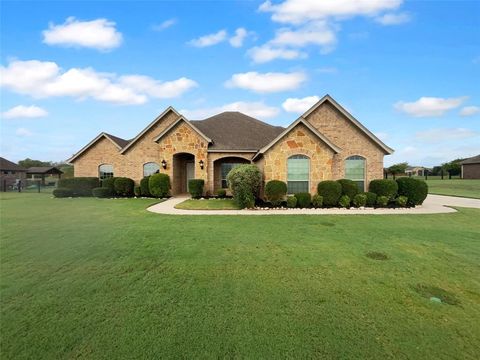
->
[396,177,428,206]
[58,177,99,197]
[188,179,204,198]
[114,177,135,197]
[317,180,342,207]
[53,188,74,198]
[312,194,323,208]
[337,179,359,199]
[140,176,151,197]
[227,164,262,209]
[92,187,112,198]
[294,192,311,208]
[134,186,141,197]
[376,195,389,207]
[369,179,398,200]
[353,193,367,208]
[216,189,226,198]
[149,173,170,198]
[338,195,351,208]
[396,195,408,207]
[265,180,287,206]
[101,177,116,191]
[362,192,377,207]
[286,195,297,208]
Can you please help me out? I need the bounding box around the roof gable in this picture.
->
[67,133,127,163]
[153,116,212,143]
[0,157,26,171]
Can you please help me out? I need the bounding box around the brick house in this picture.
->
[461,155,480,179]
[68,95,393,195]
[0,157,27,191]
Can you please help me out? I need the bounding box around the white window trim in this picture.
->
[287,154,310,194]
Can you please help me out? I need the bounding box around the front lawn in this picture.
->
[426,179,480,198]
[1,192,479,359]
[175,198,240,210]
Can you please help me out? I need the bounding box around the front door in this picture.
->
[186,162,195,191]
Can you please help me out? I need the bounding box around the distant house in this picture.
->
[461,155,480,179]
[26,166,63,185]
[405,166,429,177]
[0,157,27,191]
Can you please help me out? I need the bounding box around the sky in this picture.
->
[1,0,479,166]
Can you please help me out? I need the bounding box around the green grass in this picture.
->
[425,179,480,198]
[1,192,480,359]
[175,198,240,210]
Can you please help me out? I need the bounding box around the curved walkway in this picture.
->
[147,194,480,216]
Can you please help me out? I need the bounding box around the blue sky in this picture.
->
[1,0,479,166]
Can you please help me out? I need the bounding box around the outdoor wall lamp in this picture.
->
[161,160,167,169]
[199,160,204,170]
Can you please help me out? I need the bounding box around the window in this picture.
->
[221,163,242,188]
[345,156,366,191]
[143,162,160,177]
[287,155,309,193]
[99,164,114,179]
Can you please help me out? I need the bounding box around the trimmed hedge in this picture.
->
[338,195,351,208]
[140,176,151,197]
[294,192,311,208]
[134,186,141,197]
[312,194,323,208]
[227,164,262,209]
[114,177,134,197]
[369,179,398,200]
[396,177,428,206]
[149,173,170,198]
[317,180,342,207]
[265,180,287,206]
[92,187,112,198]
[362,192,377,207]
[216,189,226,198]
[353,193,367,208]
[101,177,116,191]
[286,196,297,208]
[337,179,359,199]
[376,195,389,207]
[57,177,99,197]
[188,179,204,198]
[53,188,74,198]
[396,195,408,207]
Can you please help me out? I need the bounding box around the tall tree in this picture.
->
[18,158,52,168]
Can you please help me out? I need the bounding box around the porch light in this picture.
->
[199,160,204,170]
[161,160,167,169]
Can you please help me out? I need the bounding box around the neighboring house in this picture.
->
[0,157,27,191]
[26,166,64,185]
[460,155,480,179]
[405,166,429,177]
[68,95,394,195]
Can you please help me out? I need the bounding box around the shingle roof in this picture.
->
[104,133,130,148]
[191,112,284,150]
[0,157,26,171]
[461,154,480,165]
[26,166,63,174]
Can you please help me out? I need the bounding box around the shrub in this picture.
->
[264,180,287,206]
[337,179,359,199]
[317,180,342,207]
[338,195,351,208]
[312,194,323,208]
[114,177,135,197]
[149,173,170,198]
[294,192,311,208]
[53,188,74,198]
[227,164,262,209]
[286,195,297,208]
[216,189,226,198]
[362,192,377,207]
[376,195,389,207]
[140,176,151,197]
[57,177,99,197]
[396,177,428,206]
[101,177,116,191]
[92,187,112,198]
[369,179,398,200]
[134,186,141,197]
[188,179,204,198]
[396,195,408,207]
[353,193,367,208]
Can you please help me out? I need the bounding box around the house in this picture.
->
[405,166,429,177]
[26,166,64,185]
[0,157,27,191]
[68,95,394,195]
[460,155,480,179]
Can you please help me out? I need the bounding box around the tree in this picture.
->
[442,159,463,176]
[18,158,52,168]
[387,162,408,179]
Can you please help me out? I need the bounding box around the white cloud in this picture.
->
[2,105,48,119]
[188,30,227,47]
[270,22,337,50]
[375,12,411,25]
[42,17,122,51]
[248,45,306,63]
[16,128,33,137]
[394,96,468,117]
[460,106,480,117]
[374,132,389,141]
[282,96,320,113]
[181,101,280,119]
[225,71,306,93]
[229,28,248,47]
[152,18,177,31]
[415,128,478,143]
[0,59,197,105]
[316,66,338,74]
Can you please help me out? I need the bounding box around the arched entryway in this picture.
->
[172,153,195,194]
[213,156,251,193]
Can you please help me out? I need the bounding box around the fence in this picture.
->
[1,178,58,193]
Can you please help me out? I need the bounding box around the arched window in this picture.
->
[287,155,310,193]
[143,162,160,177]
[345,156,366,191]
[99,164,114,179]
